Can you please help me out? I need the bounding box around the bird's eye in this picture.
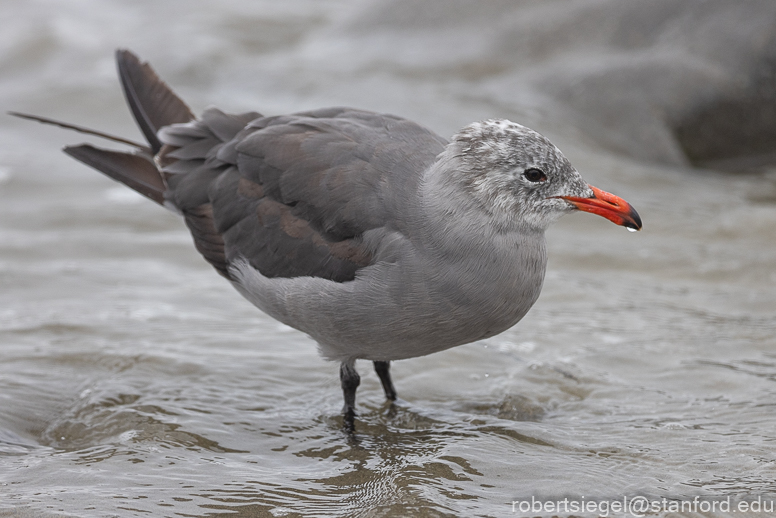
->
[522,168,547,183]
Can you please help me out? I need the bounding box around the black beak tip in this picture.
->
[626,207,643,231]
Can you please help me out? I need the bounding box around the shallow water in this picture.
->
[1,1,776,517]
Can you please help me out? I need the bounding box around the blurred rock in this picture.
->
[330,0,776,170]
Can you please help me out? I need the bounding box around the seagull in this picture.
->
[11,50,642,431]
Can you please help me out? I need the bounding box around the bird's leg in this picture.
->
[373,360,397,401]
[340,360,360,432]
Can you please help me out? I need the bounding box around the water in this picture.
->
[1,1,776,517]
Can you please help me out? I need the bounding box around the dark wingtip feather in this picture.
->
[115,49,195,154]
[64,144,166,205]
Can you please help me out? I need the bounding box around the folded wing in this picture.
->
[159,106,447,282]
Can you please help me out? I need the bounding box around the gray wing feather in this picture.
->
[162,107,447,282]
[201,107,261,142]
[184,203,230,278]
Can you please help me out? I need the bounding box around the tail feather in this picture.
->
[8,111,148,151]
[63,145,166,205]
[116,49,195,153]
[11,49,194,207]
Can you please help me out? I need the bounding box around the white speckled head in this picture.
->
[447,119,594,231]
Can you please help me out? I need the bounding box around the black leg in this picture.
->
[373,360,397,401]
[340,360,360,432]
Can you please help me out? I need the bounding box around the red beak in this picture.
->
[558,185,642,231]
